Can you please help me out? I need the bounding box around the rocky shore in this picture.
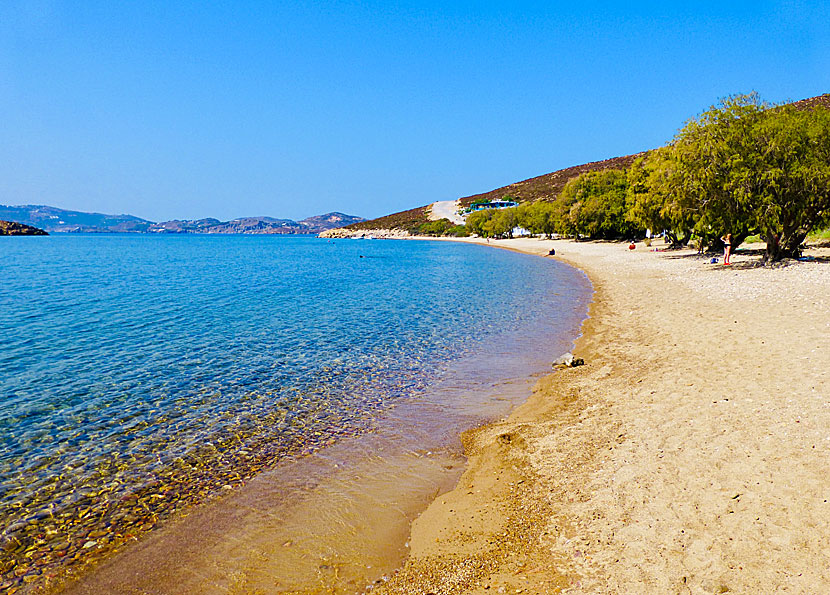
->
[0,220,48,235]
[318,227,414,239]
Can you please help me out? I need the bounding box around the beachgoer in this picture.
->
[721,233,732,265]
[628,242,636,250]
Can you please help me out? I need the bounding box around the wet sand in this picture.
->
[48,273,578,595]
[376,237,830,594]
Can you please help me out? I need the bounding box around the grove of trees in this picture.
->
[463,94,830,261]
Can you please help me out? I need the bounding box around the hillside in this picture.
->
[456,153,646,208]
[0,205,365,234]
[148,213,366,234]
[342,153,644,233]
[344,206,431,232]
[341,92,830,234]
[0,204,152,233]
[0,220,48,235]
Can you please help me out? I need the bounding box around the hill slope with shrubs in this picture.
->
[340,93,830,260]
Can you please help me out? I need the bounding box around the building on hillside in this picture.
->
[467,199,519,212]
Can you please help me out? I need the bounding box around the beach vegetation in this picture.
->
[515,202,558,238]
[460,93,830,261]
[808,226,830,242]
[625,151,696,248]
[635,93,830,260]
[559,169,640,239]
[417,218,472,237]
[417,218,451,235]
[444,224,470,237]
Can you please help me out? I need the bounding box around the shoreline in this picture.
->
[43,238,587,595]
[375,236,830,593]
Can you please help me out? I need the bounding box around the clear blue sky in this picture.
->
[1,1,827,222]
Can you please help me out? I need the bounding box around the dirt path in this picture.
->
[428,201,464,225]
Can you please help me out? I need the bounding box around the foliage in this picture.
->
[415,219,470,237]
[444,224,470,237]
[515,202,558,238]
[417,219,452,236]
[633,93,830,259]
[559,169,640,239]
[464,207,518,238]
[625,152,696,247]
[465,209,494,237]
[807,226,830,242]
[750,102,830,259]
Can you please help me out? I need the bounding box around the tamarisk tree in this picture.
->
[752,102,830,260]
[642,93,830,260]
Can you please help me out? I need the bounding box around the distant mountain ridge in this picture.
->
[0,204,365,234]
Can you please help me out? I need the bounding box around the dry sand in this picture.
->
[375,237,830,594]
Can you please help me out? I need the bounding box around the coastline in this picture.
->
[39,237,586,595]
[376,236,830,593]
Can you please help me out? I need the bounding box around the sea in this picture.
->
[0,234,592,592]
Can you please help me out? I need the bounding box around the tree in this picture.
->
[515,202,557,238]
[751,103,830,260]
[626,151,696,248]
[641,92,830,260]
[658,93,768,251]
[465,209,494,237]
[559,169,639,239]
[491,208,517,238]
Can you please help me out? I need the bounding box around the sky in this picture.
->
[1,1,828,222]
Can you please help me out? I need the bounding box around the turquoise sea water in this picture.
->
[0,234,591,588]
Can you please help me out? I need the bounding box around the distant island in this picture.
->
[0,220,48,236]
[0,205,365,234]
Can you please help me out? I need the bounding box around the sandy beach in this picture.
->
[376,237,830,594]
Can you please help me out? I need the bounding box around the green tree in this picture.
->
[559,169,638,239]
[640,92,830,260]
[465,209,494,236]
[516,201,559,238]
[626,151,696,247]
[658,93,768,251]
[491,208,517,238]
[417,219,452,236]
[751,103,830,260]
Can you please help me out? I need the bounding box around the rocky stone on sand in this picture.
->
[553,353,584,368]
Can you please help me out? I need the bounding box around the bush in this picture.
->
[417,219,452,236]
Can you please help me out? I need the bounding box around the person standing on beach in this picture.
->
[721,233,732,265]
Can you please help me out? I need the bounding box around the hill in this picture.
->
[0,205,365,234]
[147,213,365,234]
[0,204,152,233]
[0,220,48,235]
[341,153,644,234]
[340,93,830,234]
[456,153,646,208]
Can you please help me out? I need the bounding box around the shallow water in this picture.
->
[0,235,591,592]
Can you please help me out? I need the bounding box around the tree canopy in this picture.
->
[463,93,830,261]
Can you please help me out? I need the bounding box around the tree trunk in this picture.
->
[763,231,804,262]
[764,231,807,262]
[665,230,691,249]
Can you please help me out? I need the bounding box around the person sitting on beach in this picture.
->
[721,233,732,265]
